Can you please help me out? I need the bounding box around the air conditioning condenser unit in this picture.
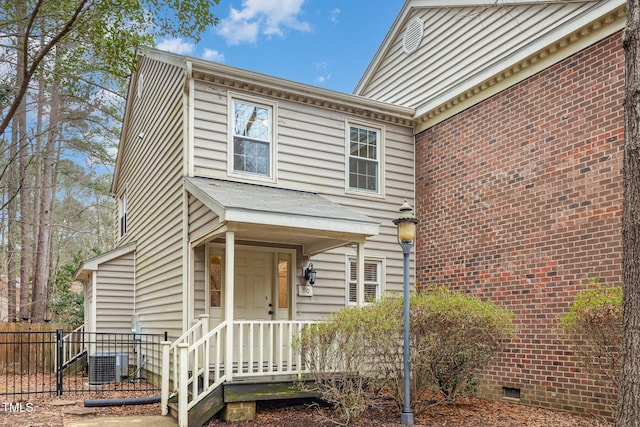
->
[88,352,129,385]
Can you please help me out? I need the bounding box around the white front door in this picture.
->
[206,246,294,373]
[234,250,273,320]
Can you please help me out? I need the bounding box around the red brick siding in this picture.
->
[415,32,624,417]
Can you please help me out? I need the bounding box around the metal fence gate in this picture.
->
[0,327,166,399]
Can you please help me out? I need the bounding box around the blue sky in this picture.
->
[156,0,404,94]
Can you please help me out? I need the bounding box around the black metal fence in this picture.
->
[0,328,166,399]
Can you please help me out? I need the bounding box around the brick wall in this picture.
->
[415,31,624,418]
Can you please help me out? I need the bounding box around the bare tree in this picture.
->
[0,0,220,322]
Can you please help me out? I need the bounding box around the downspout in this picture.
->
[182,59,194,331]
[84,396,161,407]
[133,250,137,329]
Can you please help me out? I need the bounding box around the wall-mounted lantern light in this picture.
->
[304,263,317,285]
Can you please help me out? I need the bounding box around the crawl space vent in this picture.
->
[403,17,423,54]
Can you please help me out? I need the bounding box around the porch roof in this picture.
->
[185,177,380,255]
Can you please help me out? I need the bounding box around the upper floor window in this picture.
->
[348,259,381,305]
[348,124,381,193]
[231,98,274,179]
[118,193,127,237]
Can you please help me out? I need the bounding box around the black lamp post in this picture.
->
[393,200,419,426]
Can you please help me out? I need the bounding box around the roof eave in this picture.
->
[74,242,137,281]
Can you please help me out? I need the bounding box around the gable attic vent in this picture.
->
[403,17,423,54]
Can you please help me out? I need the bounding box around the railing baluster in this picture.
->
[258,323,264,374]
[278,322,284,372]
[203,336,210,390]
[239,323,245,374]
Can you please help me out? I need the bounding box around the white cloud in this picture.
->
[315,74,331,84]
[202,48,225,62]
[330,8,341,25]
[217,0,311,45]
[155,38,195,55]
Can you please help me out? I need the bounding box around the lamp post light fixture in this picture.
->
[393,200,419,426]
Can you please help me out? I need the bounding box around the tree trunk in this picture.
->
[6,117,18,322]
[21,60,47,321]
[31,79,60,322]
[616,0,640,424]
[17,0,32,323]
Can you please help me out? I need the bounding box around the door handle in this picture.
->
[268,310,274,315]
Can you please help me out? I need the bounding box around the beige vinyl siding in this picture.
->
[191,82,415,320]
[188,194,218,241]
[95,251,135,333]
[358,2,603,107]
[192,82,228,178]
[113,56,186,339]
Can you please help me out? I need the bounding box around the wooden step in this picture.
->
[167,383,225,427]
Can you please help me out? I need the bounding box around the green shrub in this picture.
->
[48,256,85,325]
[559,278,621,391]
[407,286,516,412]
[296,304,402,425]
[297,287,516,421]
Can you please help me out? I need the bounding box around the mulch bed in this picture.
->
[0,376,613,427]
[0,372,162,426]
[204,397,613,427]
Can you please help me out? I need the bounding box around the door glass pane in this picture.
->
[210,255,222,308]
[278,259,288,309]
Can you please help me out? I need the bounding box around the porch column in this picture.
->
[356,242,365,307]
[225,231,235,380]
[188,245,195,327]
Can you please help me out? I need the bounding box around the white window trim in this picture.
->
[227,92,278,183]
[346,257,386,306]
[205,245,225,315]
[345,118,385,198]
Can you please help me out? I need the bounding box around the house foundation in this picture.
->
[223,401,256,422]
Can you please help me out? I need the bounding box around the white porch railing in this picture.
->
[233,320,315,377]
[57,323,86,369]
[169,315,210,391]
[161,319,317,427]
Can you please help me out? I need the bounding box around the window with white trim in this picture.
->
[118,193,127,238]
[231,99,273,178]
[348,259,381,305]
[348,124,380,193]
